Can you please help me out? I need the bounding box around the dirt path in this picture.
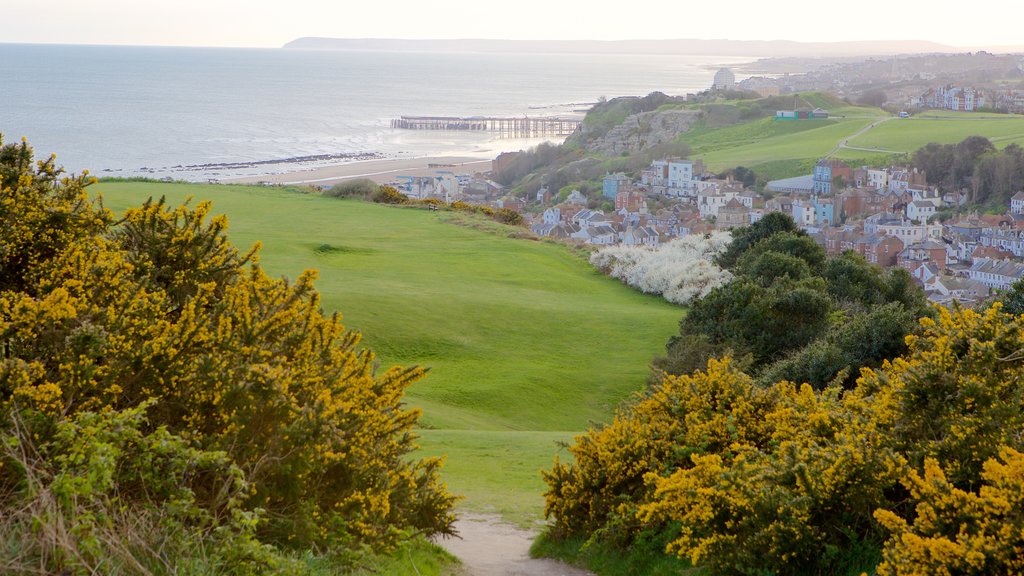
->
[826,115,895,158]
[438,514,594,576]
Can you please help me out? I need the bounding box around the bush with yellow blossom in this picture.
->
[543,302,1024,574]
[0,137,457,572]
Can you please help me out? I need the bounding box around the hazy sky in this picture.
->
[1,0,1021,49]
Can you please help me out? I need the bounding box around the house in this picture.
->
[814,197,836,227]
[615,188,645,213]
[1011,191,1024,214]
[812,159,852,195]
[906,200,938,224]
[622,225,661,247]
[641,160,669,188]
[980,228,1024,258]
[925,274,987,306]
[792,198,817,228]
[542,207,561,225]
[912,262,942,285]
[602,173,630,199]
[969,258,1024,291]
[667,159,703,192]
[839,188,886,221]
[738,190,761,209]
[531,222,579,239]
[856,234,904,267]
[717,198,751,230]
[571,223,619,245]
[565,190,587,204]
[697,185,738,219]
[898,240,948,272]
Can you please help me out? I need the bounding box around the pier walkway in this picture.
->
[391,115,581,138]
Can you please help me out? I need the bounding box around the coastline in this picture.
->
[222,155,495,187]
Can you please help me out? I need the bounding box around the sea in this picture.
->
[0,43,752,181]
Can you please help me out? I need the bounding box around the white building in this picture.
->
[697,186,739,219]
[969,258,1024,291]
[866,169,888,191]
[542,207,561,225]
[906,200,938,224]
[1011,191,1024,214]
[877,220,943,244]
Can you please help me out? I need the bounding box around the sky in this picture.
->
[1,0,1022,50]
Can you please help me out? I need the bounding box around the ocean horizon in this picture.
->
[0,43,752,181]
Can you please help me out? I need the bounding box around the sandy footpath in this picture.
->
[438,514,594,576]
[223,156,493,187]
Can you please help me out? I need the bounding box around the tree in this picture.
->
[716,212,804,269]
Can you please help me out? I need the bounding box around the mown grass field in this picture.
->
[677,104,1024,182]
[846,111,1024,152]
[675,102,889,179]
[95,181,682,524]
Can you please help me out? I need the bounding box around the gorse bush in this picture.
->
[543,304,1024,575]
[0,136,457,573]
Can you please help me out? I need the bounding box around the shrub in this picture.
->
[371,185,408,204]
[324,178,378,199]
[589,233,733,305]
[0,137,457,567]
[0,402,281,574]
[874,448,1024,575]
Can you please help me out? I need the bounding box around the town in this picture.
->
[381,151,1024,308]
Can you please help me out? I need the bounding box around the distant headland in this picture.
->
[282,37,958,57]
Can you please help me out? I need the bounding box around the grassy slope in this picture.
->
[95,181,681,524]
[679,104,889,178]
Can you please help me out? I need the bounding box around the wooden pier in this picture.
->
[390,115,581,138]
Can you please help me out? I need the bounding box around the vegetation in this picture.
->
[324,177,379,199]
[589,233,733,305]
[911,136,1024,207]
[93,179,684,527]
[657,214,929,387]
[0,138,457,573]
[543,304,1024,575]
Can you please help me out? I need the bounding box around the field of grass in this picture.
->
[847,112,1024,152]
[693,116,881,173]
[95,181,682,523]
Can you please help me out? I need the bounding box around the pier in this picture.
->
[390,115,581,138]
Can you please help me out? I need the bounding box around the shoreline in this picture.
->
[221,155,495,187]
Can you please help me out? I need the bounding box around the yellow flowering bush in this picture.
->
[875,448,1024,575]
[0,137,457,569]
[544,303,1024,574]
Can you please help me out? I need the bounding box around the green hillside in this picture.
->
[687,105,1024,180]
[95,181,682,523]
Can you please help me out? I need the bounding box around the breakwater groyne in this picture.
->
[391,115,581,137]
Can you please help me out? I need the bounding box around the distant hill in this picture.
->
[283,37,957,58]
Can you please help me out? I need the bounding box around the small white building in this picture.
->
[1011,191,1024,214]
[906,200,938,224]
[542,207,561,225]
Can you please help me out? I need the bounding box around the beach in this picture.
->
[224,156,495,187]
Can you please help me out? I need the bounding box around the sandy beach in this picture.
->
[223,156,494,187]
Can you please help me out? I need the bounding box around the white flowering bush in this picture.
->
[590,233,733,305]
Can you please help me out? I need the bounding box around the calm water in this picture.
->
[0,44,750,180]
